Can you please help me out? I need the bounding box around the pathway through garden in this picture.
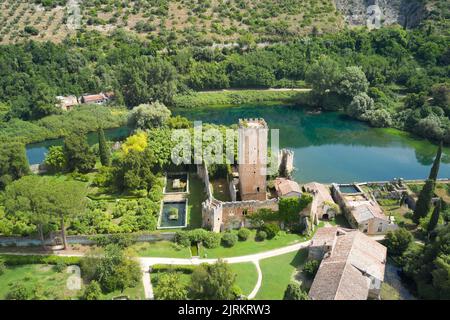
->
[141,240,311,300]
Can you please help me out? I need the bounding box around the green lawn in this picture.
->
[150,262,258,298]
[134,241,192,258]
[255,249,308,300]
[102,280,145,300]
[229,263,258,296]
[0,263,145,300]
[211,178,231,202]
[329,214,351,228]
[0,264,80,300]
[199,231,308,259]
[187,174,206,229]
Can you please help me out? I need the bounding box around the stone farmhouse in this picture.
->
[331,183,398,235]
[308,227,387,300]
[56,91,115,110]
[56,95,78,111]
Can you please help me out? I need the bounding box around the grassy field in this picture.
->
[0,0,343,45]
[211,178,231,202]
[0,263,145,300]
[186,174,206,229]
[255,249,308,300]
[199,230,307,259]
[229,262,258,296]
[135,230,308,259]
[102,280,145,300]
[150,262,258,297]
[0,264,79,300]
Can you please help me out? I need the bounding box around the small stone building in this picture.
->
[332,184,398,235]
[303,182,338,221]
[274,178,302,198]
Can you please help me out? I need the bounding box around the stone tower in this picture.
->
[237,118,268,201]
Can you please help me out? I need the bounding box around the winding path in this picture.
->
[141,240,311,300]
[1,239,311,300]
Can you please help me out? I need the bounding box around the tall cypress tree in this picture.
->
[98,127,111,166]
[427,199,441,233]
[413,179,435,223]
[428,141,443,181]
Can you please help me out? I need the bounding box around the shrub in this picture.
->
[92,234,136,248]
[221,232,238,247]
[203,232,221,249]
[303,260,320,279]
[256,230,267,241]
[7,283,32,300]
[53,261,67,273]
[384,228,414,256]
[260,223,280,239]
[152,264,196,274]
[174,231,191,247]
[81,281,102,300]
[283,282,309,300]
[237,228,251,241]
[0,254,81,266]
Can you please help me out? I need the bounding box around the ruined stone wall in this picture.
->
[220,199,279,231]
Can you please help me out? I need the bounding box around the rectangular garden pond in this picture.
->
[164,172,189,194]
[339,185,361,194]
[158,200,188,229]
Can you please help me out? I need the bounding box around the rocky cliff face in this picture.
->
[334,0,428,28]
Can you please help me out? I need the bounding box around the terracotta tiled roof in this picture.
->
[303,182,334,203]
[82,94,105,103]
[308,227,387,300]
[274,178,301,196]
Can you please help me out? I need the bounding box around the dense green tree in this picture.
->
[337,66,369,97]
[346,92,375,120]
[63,132,96,173]
[190,260,238,300]
[112,148,157,192]
[413,179,436,223]
[0,140,30,189]
[128,102,171,130]
[118,57,177,107]
[385,228,414,256]
[98,127,111,166]
[44,146,66,173]
[82,244,141,293]
[429,141,443,181]
[3,176,52,246]
[305,57,341,96]
[427,200,441,234]
[401,224,450,299]
[154,273,188,300]
[48,179,87,249]
[283,282,309,300]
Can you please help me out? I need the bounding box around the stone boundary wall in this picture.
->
[0,232,175,247]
